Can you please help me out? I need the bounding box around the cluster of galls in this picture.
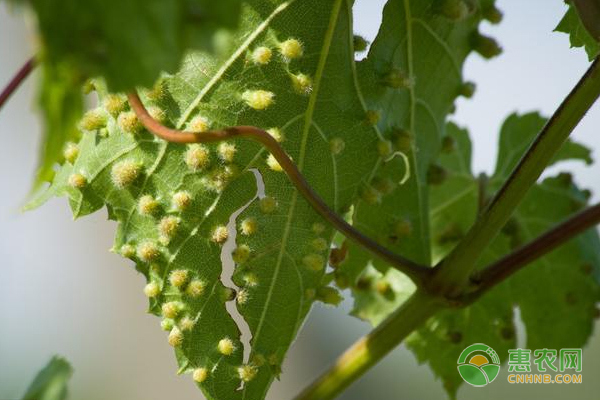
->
[65,88,156,190]
[242,37,312,115]
[438,0,503,58]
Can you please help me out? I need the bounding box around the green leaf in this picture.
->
[32,60,83,192]
[555,2,600,60]
[409,115,599,397]
[32,1,384,399]
[28,0,242,91]
[492,112,593,183]
[20,356,73,400]
[339,0,495,305]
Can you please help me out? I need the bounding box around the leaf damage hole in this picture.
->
[220,169,264,390]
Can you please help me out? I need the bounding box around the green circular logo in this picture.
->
[457,343,501,387]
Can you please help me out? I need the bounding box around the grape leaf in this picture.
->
[366,114,600,398]
[20,356,72,400]
[32,60,83,191]
[28,1,384,399]
[338,0,495,298]
[555,1,600,60]
[27,0,242,91]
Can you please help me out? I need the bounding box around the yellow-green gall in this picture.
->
[303,253,325,271]
[329,137,345,155]
[240,218,258,236]
[259,196,277,213]
[217,142,237,163]
[441,135,456,153]
[185,144,210,171]
[217,338,235,355]
[68,173,87,189]
[483,5,503,24]
[82,79,96,94]
[393,128,413,153]
[159,216,180,241]
[394,219,413,238]
[120,244,136,258]
[63,142,79,164]
[459,81,476,98]
[238,364,258,382]
[311,237,328,252]
[103,94,127,117]
[161,318,174,331]
[189,115,210,133]
[375,280,392,296]
[168,327,183,347]
[291,73,312,95]
[279,38,303,60]
[242,273,259,287]
[353,35,369,52]
[266,154,282,172]
[79,109,107,131]
[171,191,192,211]
[137,241,160,263]
[316,286,343,306]
[365,110,381,125]
[169,269,188,288]
[117,111,143,134]
[111,160,142,188]
[361,186,381,204]
[427,164,448,185]
[221,287,236,302]
[440,0,470,21]
[162,301,182,319]
[383,68,413,89]
[180,316,195,331]
[232,244,251,264]
[472,33,502,59]
[147,106,166,123]
[211,225,229,244]
[237,289,250,305]
[312,222,325,234]
[267,127,284,142]
[192,367,209,383]
[252,46,272,65]
[305,288,316,300]
[186,279,206,297]
[242,90,275,110]
[138,195,159,216]
[377,140,393,157]
[144,282,161,298]
[146,79,168,101]
[372,176,396,195]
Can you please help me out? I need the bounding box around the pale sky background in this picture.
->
[1,1,599,400]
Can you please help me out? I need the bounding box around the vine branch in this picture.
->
[0,57,35,111]
[466,201,600,302]
[296,58,600,398]
[127,92,432,285]
[429,57,600,297]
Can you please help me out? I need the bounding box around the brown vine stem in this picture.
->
[465,202,600,303]
[0,57,35,111]
[127,92,432,285]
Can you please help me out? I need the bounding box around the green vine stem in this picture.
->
[294,290,441,400]
[127,92,432,285]
[429,57,600,297]
[0,56,35,111]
